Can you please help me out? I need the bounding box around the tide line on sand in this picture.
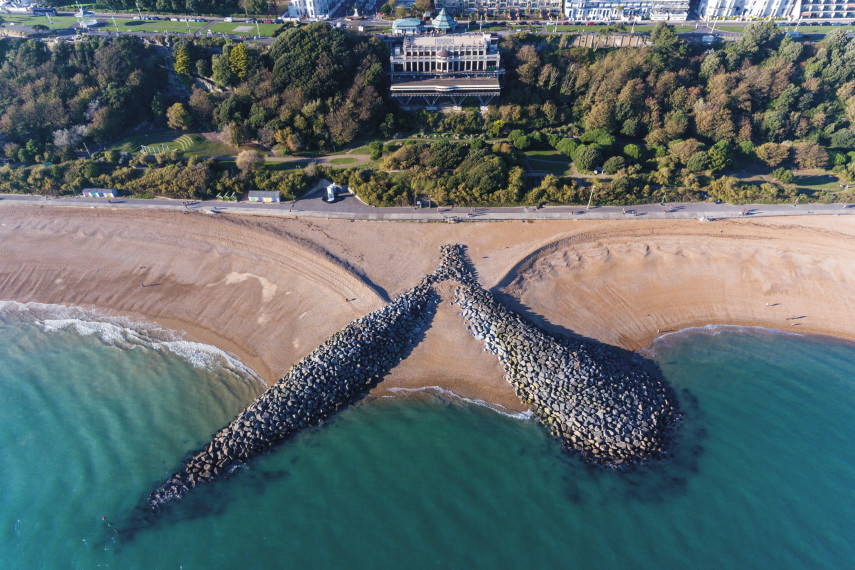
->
[382,385,536,421]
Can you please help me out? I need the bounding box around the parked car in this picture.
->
[197,18,206,22]
[263,19,273,23]
[224,16,233,22]
[170,17,178,21]
[585,21,596,25]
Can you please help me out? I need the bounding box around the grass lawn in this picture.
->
[793,172,843,194]
[107,131,234,157]
[111,19,207,33]
[329,157,358,166]
[1,14,80,29]
[529,159,572,177]
[526,149,563,160]
[206,22,282,36]
[265,160,309,171]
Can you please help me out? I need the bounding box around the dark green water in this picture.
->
[1,304,854,569]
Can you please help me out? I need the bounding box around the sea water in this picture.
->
[1,304,854,569]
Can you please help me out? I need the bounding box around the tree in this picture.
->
[245,0,269,14]
[174,43,191,76]
[229,43,251,81]
[369,140,383,160]
[794,143,829,169]
[771,167,794,184]
[649,23,680,68]
[830,129,855,149]
[755,142,790,167]
[623,144,642,161]
[686,151,709,172]
[556,138,578,157]
[707,140,733,172]
[669,139,702,165]
[53,125,88,148]
[413,0,432,13]
[602,156,626,175]
[212,49,235,88]
[236,149,263,175]
[572,145,601,172]
[196,59,212,78]
[166,103,193,131]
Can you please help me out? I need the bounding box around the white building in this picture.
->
[438,0,563,17]
[563,0,689,21]
[389,34,503,108]
[699,0,798,19]
[795,0,855,19]
[288,0,343,19]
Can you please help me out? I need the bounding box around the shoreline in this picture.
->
[2,205,855,413]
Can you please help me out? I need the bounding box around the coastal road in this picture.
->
[2,187,854,222]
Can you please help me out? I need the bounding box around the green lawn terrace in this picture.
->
[0,14,208,34]
[106,131,235,158]
[206,22,283,37]
[0,14,81,30]
[110,19,208,33]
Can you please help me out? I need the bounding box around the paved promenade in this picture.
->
[2,186,853,222]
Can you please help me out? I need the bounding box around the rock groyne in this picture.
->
[443,244,681,466]
[147,283,438,511]
[147,243,682,513]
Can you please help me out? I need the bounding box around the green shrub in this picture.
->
[603,156,626,175]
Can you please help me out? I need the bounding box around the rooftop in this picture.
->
[393,18,423,29]
[431,8,457,31]
[405,34,490,48]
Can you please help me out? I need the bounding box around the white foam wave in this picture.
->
[643,324,806,357]
[0,300,264,388]
[385,385,535,421]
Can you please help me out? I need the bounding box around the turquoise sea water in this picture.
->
[1,303,854,569]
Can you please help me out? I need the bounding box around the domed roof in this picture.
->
[437,49,450,57]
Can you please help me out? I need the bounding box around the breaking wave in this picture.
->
[0,300,264,388]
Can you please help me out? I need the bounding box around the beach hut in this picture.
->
[82,188,117,198]
[248,190,280,203]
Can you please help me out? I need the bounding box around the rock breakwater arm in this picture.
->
[444,245,680,466]
[147,283,438,511]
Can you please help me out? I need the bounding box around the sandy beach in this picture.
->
[2,204,855,412]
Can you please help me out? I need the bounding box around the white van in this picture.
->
[224,17,233,22]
